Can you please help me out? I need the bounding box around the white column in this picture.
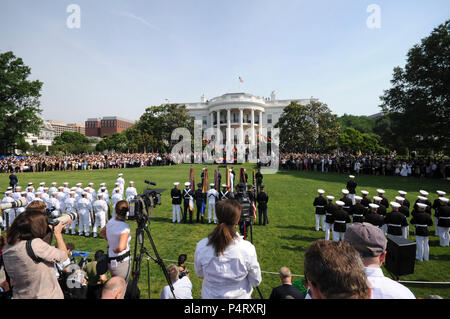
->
[239,108,244,143]
[227,108,231,144]
[210,112,214,130]
[251,109,255,146]
[216,110,221,144]
[259,111,263,143]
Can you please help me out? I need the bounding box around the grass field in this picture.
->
[2,164,450,299]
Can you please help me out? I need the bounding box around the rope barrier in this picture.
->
[159,258,450,285]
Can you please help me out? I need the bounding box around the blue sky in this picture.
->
[0,0,449,123]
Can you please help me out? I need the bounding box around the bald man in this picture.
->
[269,267,305,299]
[101,276,126,299]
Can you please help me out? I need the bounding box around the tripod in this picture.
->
[130,216,176,299]
[240,218,263,299]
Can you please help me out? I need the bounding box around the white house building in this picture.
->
[24,120,56,151]
[182,91,317,146]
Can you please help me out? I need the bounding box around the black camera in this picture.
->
[128,180,165,222]
[235,183,252,223]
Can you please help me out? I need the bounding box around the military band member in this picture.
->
[171,182,182,223]
[194,183,206,223]
[384,202,409,239]
[350,196,366,223]
[365,203,385,229]
[410,203,433,261]
[182,182,194,223]
[313,189,327,231]
[207,183,218,224]
[64,191,78,235]
[255,169,263,194]
[346,175,357,205]
[257,185,269,226]
[332,201,351,242]
[412,196,432,216]
[398,190,410,209]
[340,189,352,214]
[92,193,109,238]
[360,190,371,209]
[433,191,446,235]
[436,197,450,247]
[219,184,234,201]
[77,192,92,237]
[376,189,389,209]
[324,196,336,240]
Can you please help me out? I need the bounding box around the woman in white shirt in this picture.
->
[100,200,131,282]
[194,199,262,299]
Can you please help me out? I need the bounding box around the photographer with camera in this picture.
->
[194,199,262,299]
[2,209,72,299]
[100,200,131,282]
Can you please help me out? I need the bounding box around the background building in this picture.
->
[24,121,56,151]
[85,116,135,137]
[183,91,316,146]
[47,120,86,136]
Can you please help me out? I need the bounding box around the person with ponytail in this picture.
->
[194,199,262,299]
[100,200,131,282]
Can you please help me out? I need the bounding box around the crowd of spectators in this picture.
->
[280,153,449,179]
[0,153,179,173]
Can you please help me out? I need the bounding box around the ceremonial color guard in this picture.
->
[313,189,327,231]
[410,203,433,261]
[171,182,182,223]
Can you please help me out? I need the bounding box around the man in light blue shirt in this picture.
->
[344,222,416,299]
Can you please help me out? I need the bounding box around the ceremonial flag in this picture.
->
[252,169,257,221]
[226,167,231,190]
[189,167,195,192]
[239,76,244,83]
[202,168,208,193]
[252,201,257,221]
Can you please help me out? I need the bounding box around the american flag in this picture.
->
[238,76,243,83]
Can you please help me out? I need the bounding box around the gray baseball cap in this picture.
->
[344,222,387,258]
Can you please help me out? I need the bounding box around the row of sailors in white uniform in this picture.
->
[1,181,137,237]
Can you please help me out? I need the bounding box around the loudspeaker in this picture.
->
[385,235,416,277]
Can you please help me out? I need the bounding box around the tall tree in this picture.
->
[275,101,340,153]
[380,20,450,155]
[136,104,194,153]
[0,51,43,154]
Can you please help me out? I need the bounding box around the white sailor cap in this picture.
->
[52,182,57,185]
[52,192,58,196]
[27,186,33,190]
[39,182,45,186]
[64,182,69,185]
[439,197,449,203]
[354,196,362,201]
[395,196,405,202]
[185,182,191,186]
[35,191,42,196]
[210,183,215,187]
[43,187,49,191]
[369,203,379,209]
[118,173,123,176]
[398,190,407,196]
[71,186,77,190]
[437,190,446,196]
[349,175,355,179]
[88,183,94,186]
[361,190,369,195]
[390,202,401,209]
[32,198,43,202]
[100,183,106,186]
[317,189,325,194]
[373,196,382,202]
[342,189,349,195]
[417,196,428,201]
[5,191,12,195]
[58,186,64,189]
[76,183,82,186]
[115,182,120,185]
[28,182,33,185]
[174,182,180,186]
[377,189,385,194]
[101,187,106,190]
[222,184,227,188]
[129,181,134,184]
[419,190,429,196]
[336,201,345,206]
[98,193,104,197]
[84,187,90,191]
[417,203,428,209]
[69,191,76,195]
[114,188,120,192]
[326,196,335,200]
[82,192,88,196]
[7,187,12,190]
[21,191,27,195]
[16,186,22,190]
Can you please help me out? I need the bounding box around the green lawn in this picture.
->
[2,164,450,299]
